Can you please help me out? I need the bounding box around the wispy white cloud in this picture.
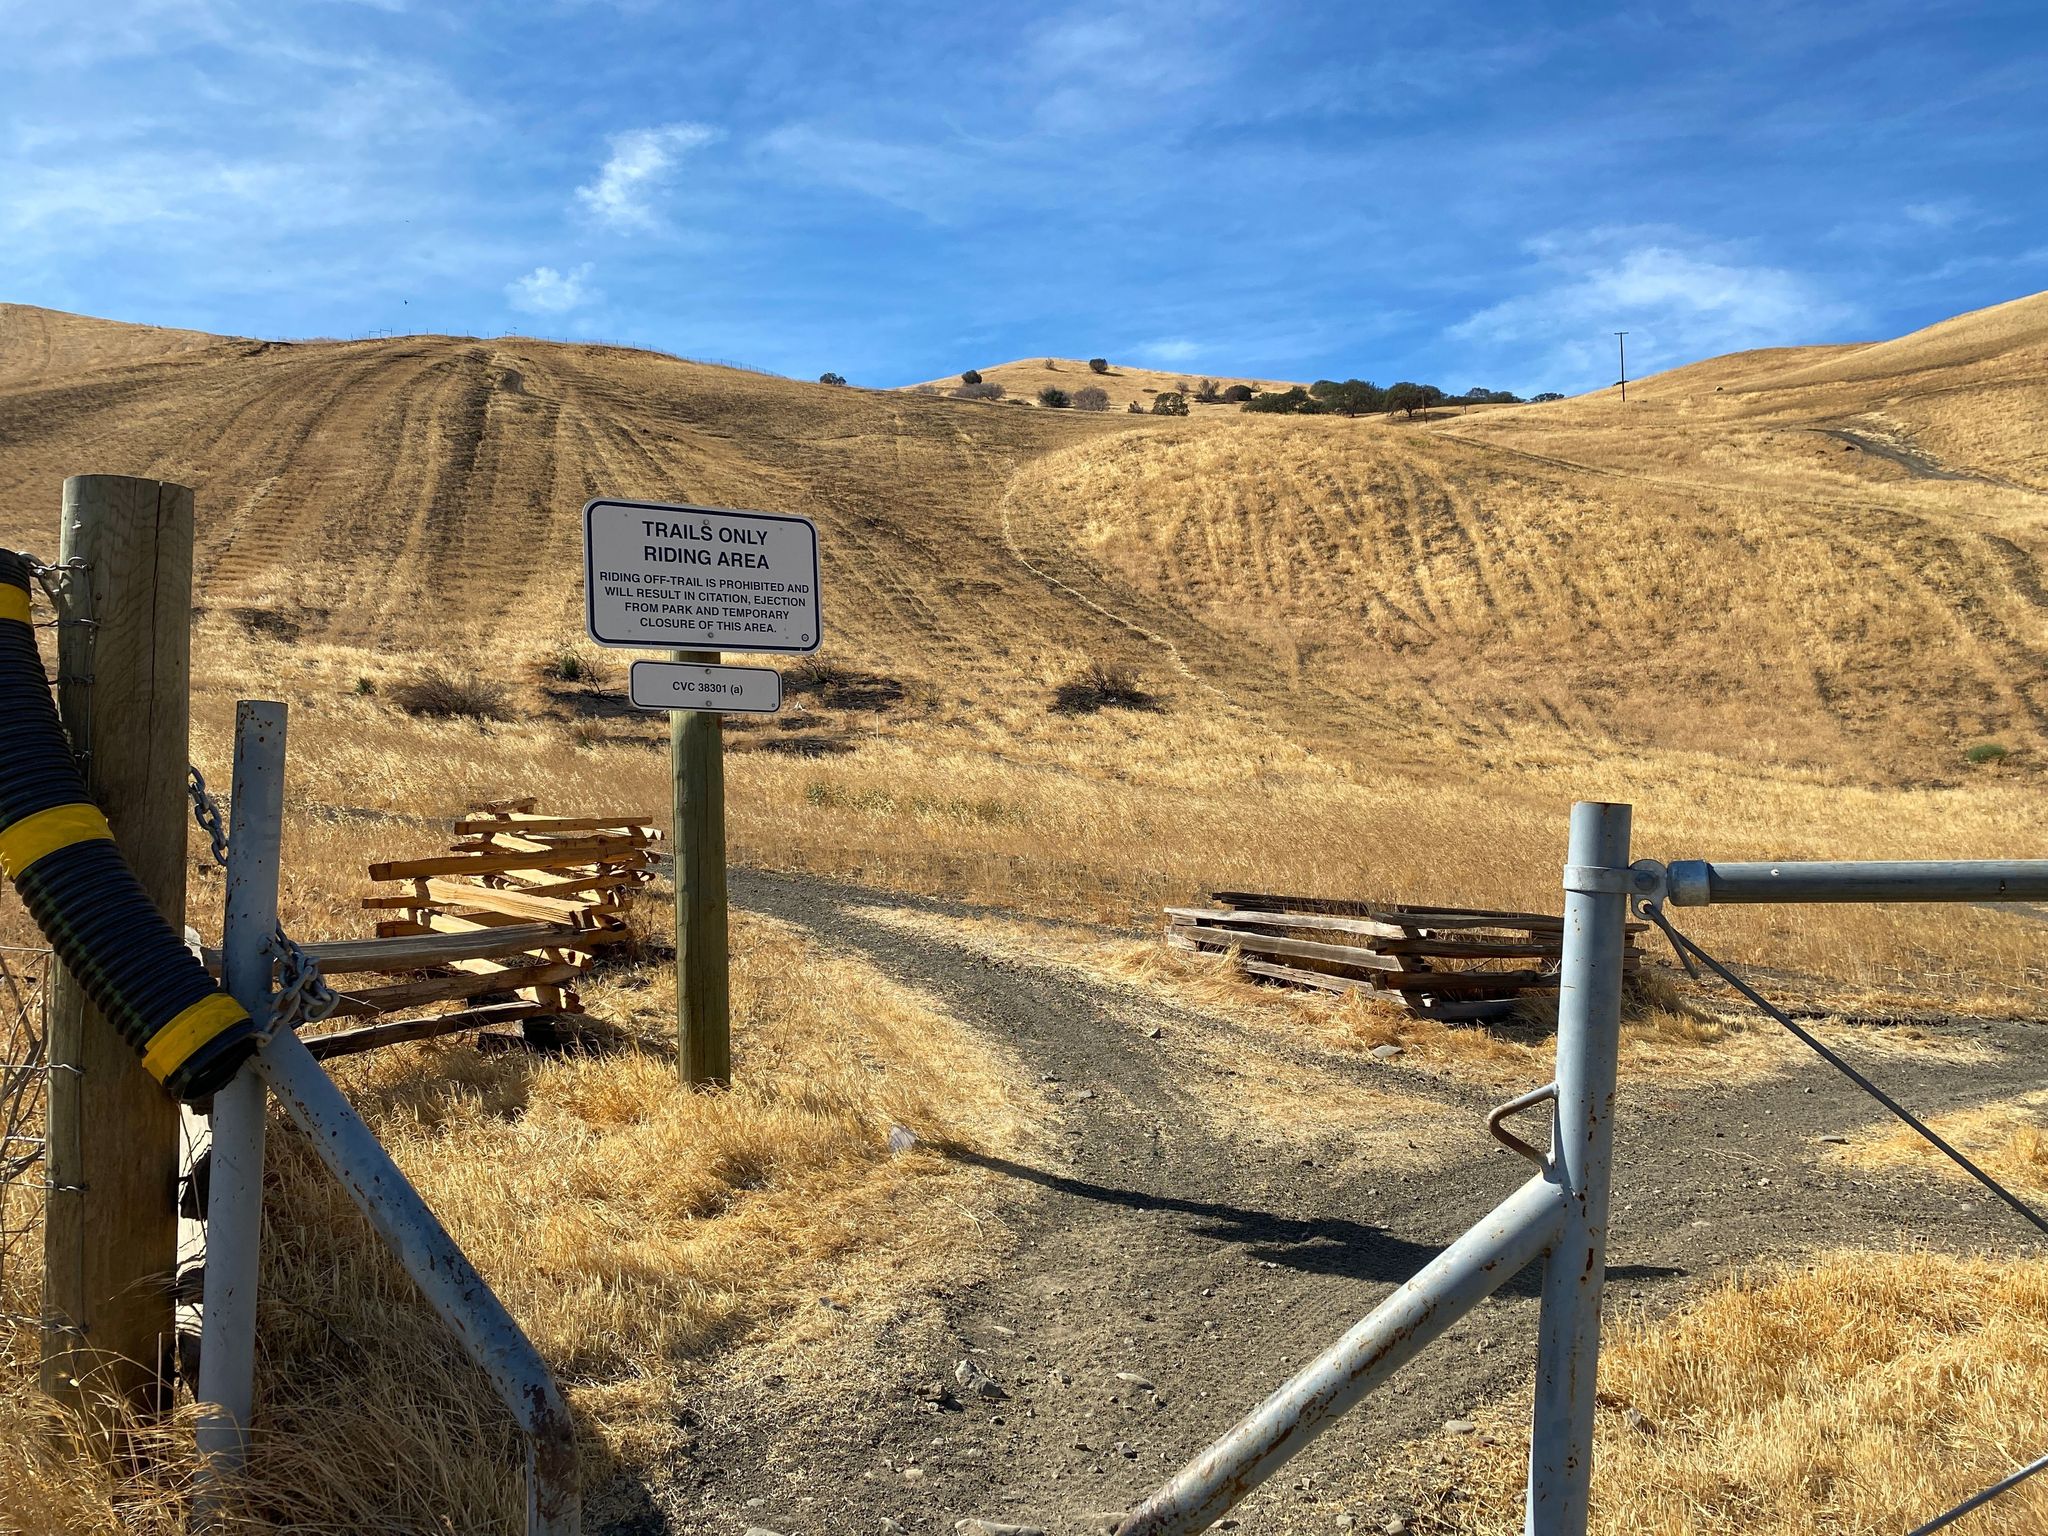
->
[1450,227,1859,389]
[506,262,598,314]
[1904,198,1974,230]
[756,123,967,220]
[575,123,719,230]
[1132,337,1203,365]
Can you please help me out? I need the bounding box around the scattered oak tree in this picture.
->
[1039,385,1071,408]
[1071,385,1111,411]
[819,372,847,386]
[961,369,983,386]
[952,380,1005,401]
[1088,358,1110,374]
[1151,391,1189,416]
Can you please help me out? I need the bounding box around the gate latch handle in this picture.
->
[1486,1081,1557,1167]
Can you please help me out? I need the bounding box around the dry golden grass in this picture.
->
[0,913,1033,1533]
[1386,1249,2048,1535]
[1829,1088,2048,1201]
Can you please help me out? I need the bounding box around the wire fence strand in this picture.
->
[0,947,52,1366]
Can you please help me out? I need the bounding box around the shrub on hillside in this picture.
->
[540,647,606,686]
[1052,663,1160,715]
[1965,741,2010,765]
[819,372,847,386]
[391,666,513,720]
[1193,379,1220,403]
[961,369,983,386]
[1071,386,1110,412]
[1242,387,1309,413]
[1151,391,1189,416]
[1532,391,1565,403]
[952,381,1005,401]
[1220,383,1254,403]
[1039,386,1071,408]
[1310,379,1386,415]
[1088,358,1110,374]
[1127,401,1145,413]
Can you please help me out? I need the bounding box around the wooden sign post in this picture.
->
[670,650,730,1087]
[583,498,821,1090]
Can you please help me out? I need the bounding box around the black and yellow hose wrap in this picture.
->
[0,549,256,1101]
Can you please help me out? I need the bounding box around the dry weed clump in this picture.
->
[1384,1248,2048,1535]
[1051,662,1161,715]
[388,665,515,721]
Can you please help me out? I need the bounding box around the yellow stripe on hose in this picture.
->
[0,803,114,881]
[141,993,251,1084]
[0,585,29,625]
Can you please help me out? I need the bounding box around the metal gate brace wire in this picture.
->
[1633,895,2048,1535]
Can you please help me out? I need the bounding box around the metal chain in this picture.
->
[1632,894,2048,1535]
[187,767,338,1036]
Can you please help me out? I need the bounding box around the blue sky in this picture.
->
[2,2,2044,394]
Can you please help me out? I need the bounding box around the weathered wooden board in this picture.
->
[330,960,580,1018]
[303,1002,548,1060]
[369,836,644,881]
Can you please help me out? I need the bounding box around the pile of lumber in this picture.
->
[1165,890,1644,1023]
[248,801,657,1060]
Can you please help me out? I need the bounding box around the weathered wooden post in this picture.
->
[41,474,193,1422]
[670,649,731,1087]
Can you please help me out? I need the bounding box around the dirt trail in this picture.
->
[630,872,2048,1536]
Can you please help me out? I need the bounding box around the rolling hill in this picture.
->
[2,294,2045,929]
[908,355,1297,412]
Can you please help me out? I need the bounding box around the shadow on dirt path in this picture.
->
[634,870,2048,1536]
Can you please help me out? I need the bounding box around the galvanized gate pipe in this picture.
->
[195,701,287,1477]
[1666,859,2048,906]
[184,700,579,1533]
[253,1026,580,1534]
[1113,802,1638,1536]
[1526,802,1633,1535]
[1114,1175,1564,1535]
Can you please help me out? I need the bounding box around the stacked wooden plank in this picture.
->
[289,801,657,1058]
[1165,890,1644,1023]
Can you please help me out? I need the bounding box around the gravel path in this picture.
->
[633,871,2048,1536]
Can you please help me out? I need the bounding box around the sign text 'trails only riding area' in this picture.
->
[583,497,822,653]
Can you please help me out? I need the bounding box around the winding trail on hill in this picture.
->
[630,871,2048,1536]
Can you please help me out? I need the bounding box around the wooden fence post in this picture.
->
[41,475,193,1424]
[671,649,730,1087]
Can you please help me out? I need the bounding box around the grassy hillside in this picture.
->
[6,296,2048,1532]
[4,296,2046,945]
[909,354,1297,412]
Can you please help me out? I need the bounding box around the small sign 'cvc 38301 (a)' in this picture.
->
[583,497,821,653]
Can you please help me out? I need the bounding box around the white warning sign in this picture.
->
[583,498,822,653]
[629,661,783,714]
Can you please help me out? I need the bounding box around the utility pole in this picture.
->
[1615,332,1629,403]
